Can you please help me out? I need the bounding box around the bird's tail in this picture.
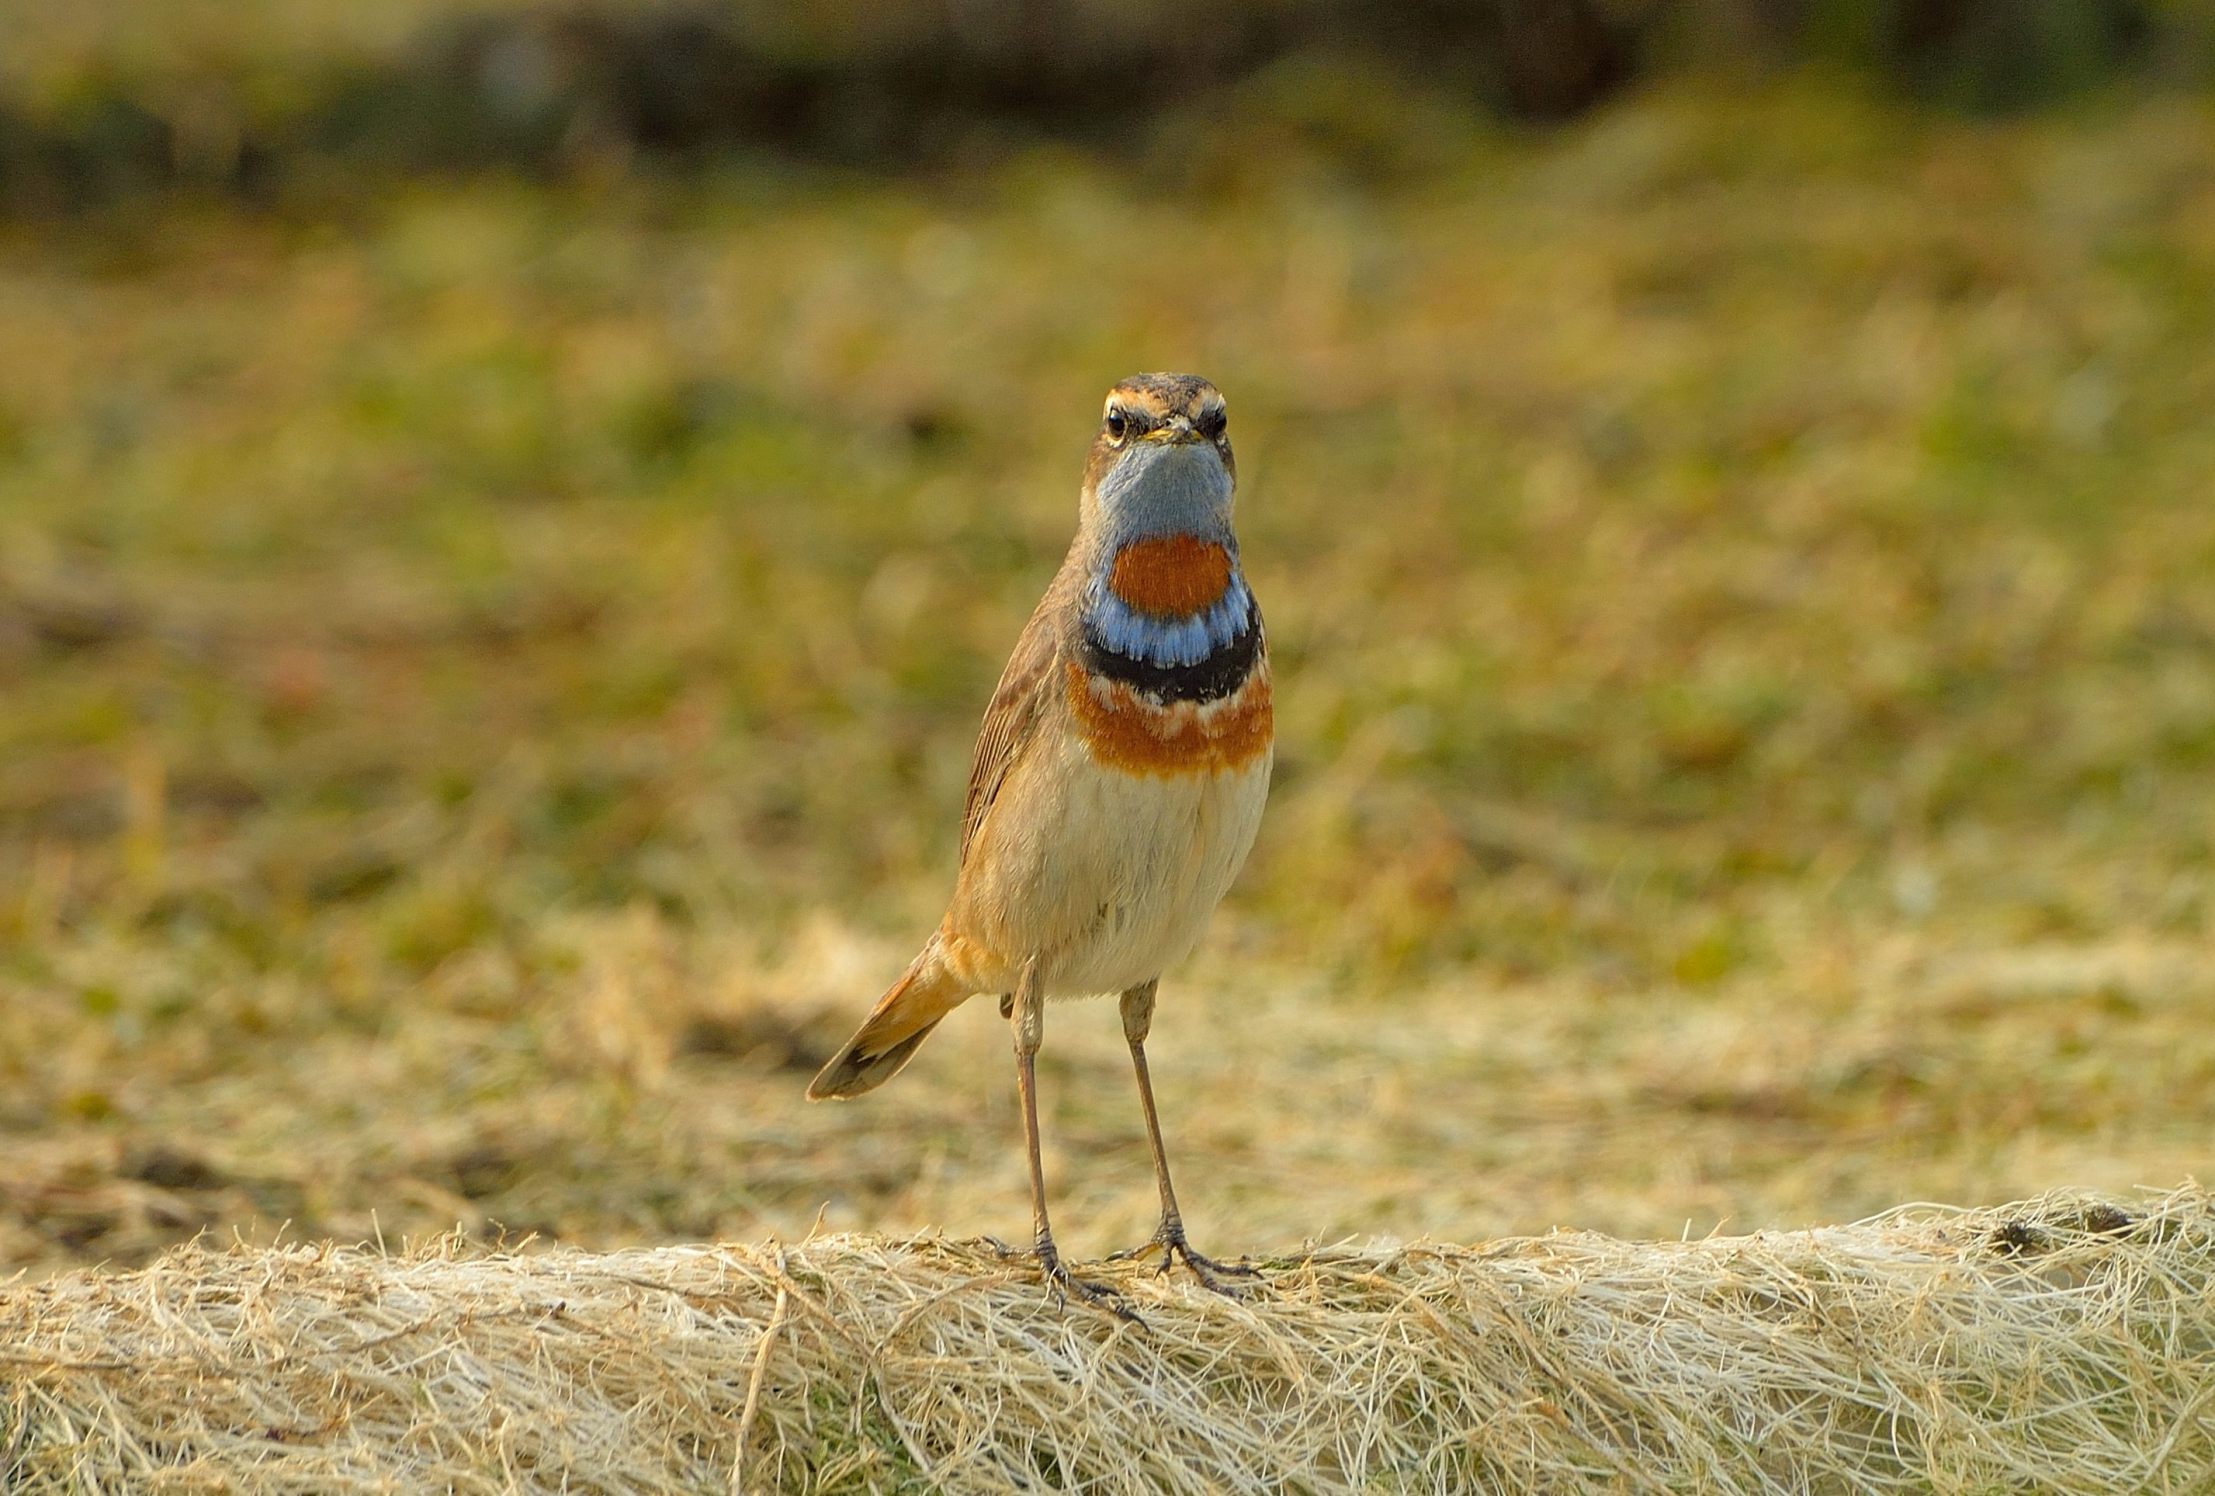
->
[806,940,973,1100]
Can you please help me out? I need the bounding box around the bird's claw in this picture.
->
[1035,1241,1143,1324]
[1111,1222,1260,1297]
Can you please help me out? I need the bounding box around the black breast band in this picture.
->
[1075,607,1264,704]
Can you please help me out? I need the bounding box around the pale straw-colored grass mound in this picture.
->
[4,1186,2212,1493]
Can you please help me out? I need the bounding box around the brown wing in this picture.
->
[958,567,1075,863]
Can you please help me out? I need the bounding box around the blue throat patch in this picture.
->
[1081,569,1255,669]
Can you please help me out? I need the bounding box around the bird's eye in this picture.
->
[1197,406,1226,439]
[1104,408,1129,442]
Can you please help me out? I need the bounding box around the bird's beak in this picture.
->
[1142,416,1202,445]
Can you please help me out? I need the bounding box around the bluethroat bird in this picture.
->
[809,373,1271,1308]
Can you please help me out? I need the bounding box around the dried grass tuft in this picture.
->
[4,1186,2213,1493]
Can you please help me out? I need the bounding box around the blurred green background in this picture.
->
[3,0,2214,1275]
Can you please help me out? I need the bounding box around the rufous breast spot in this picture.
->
[1108,533,1236,616]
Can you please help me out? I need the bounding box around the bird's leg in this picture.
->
[971,996,1022,1258]
[1107,980,1259,1295]
[1009,962,1135,1320]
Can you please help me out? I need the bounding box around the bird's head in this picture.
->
[1080,373,1235,540]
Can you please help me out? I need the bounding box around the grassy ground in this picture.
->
[4,84,2214,1280]
[10,1190,2212,1492]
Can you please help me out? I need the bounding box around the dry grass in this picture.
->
[5,1185,2212,1493]
[6,16,2215,1484]
[4,67,2215,1419]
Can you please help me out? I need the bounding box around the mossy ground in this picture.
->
[4,78,2213,1276]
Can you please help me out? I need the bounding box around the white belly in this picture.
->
[950,731,1271,998]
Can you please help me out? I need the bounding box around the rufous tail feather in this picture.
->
[806,942,972,1100]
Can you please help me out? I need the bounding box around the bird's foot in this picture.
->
[1109,1218,1260,1297]
[1034,1236,1142,1323]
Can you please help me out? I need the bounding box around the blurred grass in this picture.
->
[3,0,2210,219]
[3,79,2215,1276]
